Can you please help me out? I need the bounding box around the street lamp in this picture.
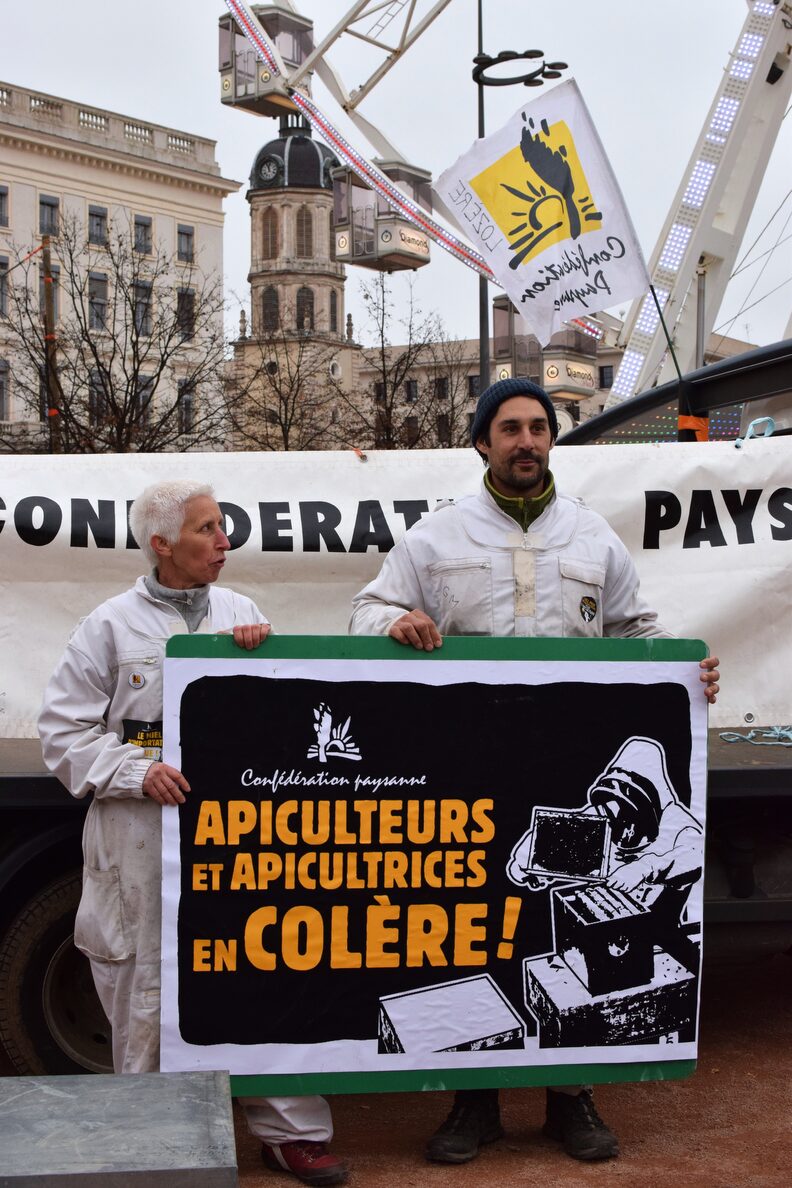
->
[473,2,567,391]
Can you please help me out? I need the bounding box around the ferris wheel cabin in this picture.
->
[331,161,433,272]
[218,5,312,118]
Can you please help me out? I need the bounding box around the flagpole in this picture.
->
[470,12,567,388]
[476,0,490,397]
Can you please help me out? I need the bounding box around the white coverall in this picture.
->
[350,481,670,640]
[38,576,332,1144]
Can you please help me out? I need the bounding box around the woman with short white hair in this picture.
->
[39,478,347,1187]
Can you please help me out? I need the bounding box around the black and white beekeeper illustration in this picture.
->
[508,736,703,1048]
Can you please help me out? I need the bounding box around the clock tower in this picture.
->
[247,112,347,341]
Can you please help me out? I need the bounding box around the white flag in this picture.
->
[434,78,650,345]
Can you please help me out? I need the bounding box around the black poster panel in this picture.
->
[175,672,695,1051]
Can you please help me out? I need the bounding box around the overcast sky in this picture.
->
[2,0,790,350]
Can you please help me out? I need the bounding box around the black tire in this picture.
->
[0,870,113,1074]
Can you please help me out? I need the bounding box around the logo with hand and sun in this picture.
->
[471,112,602,269]
[307,702,362,764]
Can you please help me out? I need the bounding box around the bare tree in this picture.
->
[339,273,445,450]
[224,309,346,451]
[0,215,229,453]
[423,328,478,448]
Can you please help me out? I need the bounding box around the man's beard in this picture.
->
[494,452,548,492]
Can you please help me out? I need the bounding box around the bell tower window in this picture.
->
[296,286,314,331]
[262,286,279,332]
[296,206,313,258]
[262,208,279,260]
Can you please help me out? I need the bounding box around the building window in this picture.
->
[176,288,195,340]
[39,263,60,321]
[133,375,154,425]
[492,302,511,357]
[39,194,59,236]
[177,224,194,263]
[88,205,107,246]
[599,364,614,389]
[467,374,480,399]
[134,214,152,254]
[374,381,386,403]
[329,210,336,261]
[0,185,8,228]
[177,379,195,434]
[262,209,278,260]
[405,416,419,446]
[133,281,152,336]
[404,379,418,403]
[261,286,279,333]
[88,272,107,330]
[436,412,451,445]
[88,370,107,427]
[467,411,475,434]
[296,286,314,331]
[0,360,9,420]
[329,289,338,334]
[434,376,449,400]
[0,256,7,317]
[296,206,313,258]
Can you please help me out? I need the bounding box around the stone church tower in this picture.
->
[229,112,361,450]
[247,113,347,341]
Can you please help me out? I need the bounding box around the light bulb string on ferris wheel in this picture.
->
[222,0,602,338]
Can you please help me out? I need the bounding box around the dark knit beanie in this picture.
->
[470,377,558,448]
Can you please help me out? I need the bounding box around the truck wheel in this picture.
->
[0,871,113,1074]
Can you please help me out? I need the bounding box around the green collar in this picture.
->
[484,469,555,531]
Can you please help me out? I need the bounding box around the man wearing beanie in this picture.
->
[350,377,719,1165]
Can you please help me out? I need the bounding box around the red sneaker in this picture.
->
[261,1140,348,1185]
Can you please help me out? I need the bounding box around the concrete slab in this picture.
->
[0,1070,238,1187]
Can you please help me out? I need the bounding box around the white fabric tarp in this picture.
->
[1,437,789,735]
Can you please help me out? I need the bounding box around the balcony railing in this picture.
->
[0,81,219,173]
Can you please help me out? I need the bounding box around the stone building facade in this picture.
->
[0,80,239,448]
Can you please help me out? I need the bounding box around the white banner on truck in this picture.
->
[1,439,790,734]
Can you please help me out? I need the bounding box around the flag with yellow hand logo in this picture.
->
[434,79,649,344]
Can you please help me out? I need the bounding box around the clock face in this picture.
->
[554,407,576,436]
[259,158,279,183]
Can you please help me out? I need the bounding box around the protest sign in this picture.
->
[161,636,707,1094]
[435,78,650,343]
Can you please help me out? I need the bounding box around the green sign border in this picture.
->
[165,633,706,1094]
[167,634,707,663]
